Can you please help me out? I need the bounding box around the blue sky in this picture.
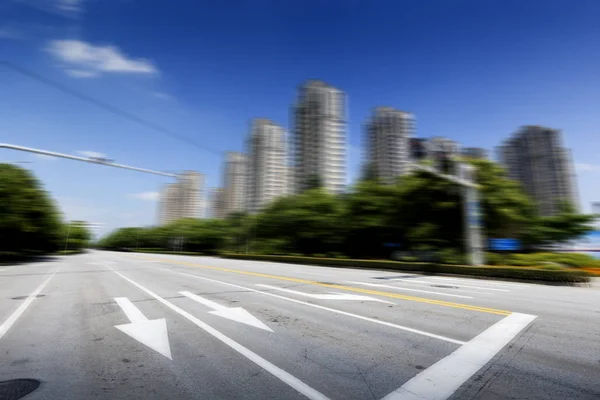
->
[1,0,600,236]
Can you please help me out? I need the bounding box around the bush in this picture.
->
[221,254,591,283]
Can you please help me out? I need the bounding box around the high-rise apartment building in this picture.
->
[461,147,488,160]
[157,171,204,225]
[210,188,227,219]
[223,152,247,215]
[497,126,578,216]
[365,107,414,184]
[246,119,289,213]
[293,80,346,193]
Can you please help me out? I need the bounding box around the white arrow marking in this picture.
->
[256,284,393,304]
[114,297,172,359]
[179,291,273,332]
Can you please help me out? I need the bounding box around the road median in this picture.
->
[221,254,592,284]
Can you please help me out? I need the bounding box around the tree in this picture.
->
[304,174,322,191]
[0,164,63,258]
[64,221,92,251]
[343,180,398,257]
[523,202,597,249]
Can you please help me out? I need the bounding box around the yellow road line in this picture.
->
[129,255,512,316]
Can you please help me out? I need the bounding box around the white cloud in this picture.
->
[65,69,98,78]
[575,163,600,173]
[46,39,158,78]
[0,28,20,40]
[152,91,173,100]
[56,0,83,13]
[128,191,160,201]
[77,150,106,158]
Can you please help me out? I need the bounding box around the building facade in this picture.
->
[157,171,205,226]
[365,107,414,184]
[210,187,227,219]
[292,80,346,193]
[246,119,289,213]
[223,152,247,215]
[460,147,488,160]
[497,125,578,216]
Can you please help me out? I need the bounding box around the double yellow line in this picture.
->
[130,255,512,316]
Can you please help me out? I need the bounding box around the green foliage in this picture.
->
[64,220,92,251]
[523,202,597,248]
[0,164,63,258]
[222,254,591,283]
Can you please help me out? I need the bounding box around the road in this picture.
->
[1,250,599,400]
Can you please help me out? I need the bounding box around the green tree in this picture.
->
[63,221,92,251]
[0,164,63,258]
[524,202,597,248]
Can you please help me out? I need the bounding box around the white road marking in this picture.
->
[256,284,394,303]
[0,268,7,272]
[383,312,537,400]
[344,281,474,299]
[166,269,464,345]
[388,278,510,292]
[107,266,329,400]
[427,276,531,288]
[114,297,172,359]
[0,271,56,341]
[180,291,273,332]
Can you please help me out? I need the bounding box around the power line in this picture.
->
[1,61,221,157]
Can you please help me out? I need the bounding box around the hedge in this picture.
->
[221,254,592,284]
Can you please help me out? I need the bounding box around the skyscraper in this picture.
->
[498,126,578,216]
[223,152,247,215]
[210,187,227,219]
[157,171,205,225]
[246,119,289,213]
[293,80,346,193]
[365,107,414,183]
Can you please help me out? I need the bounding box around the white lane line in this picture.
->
[163,269,465,345]
[387,279,510,292]
[344,281,474,299]
[427,276,531,288]
[0,271,56,340]
[106,266,329,400]
[0,268,7,272]
[383,312,537,400]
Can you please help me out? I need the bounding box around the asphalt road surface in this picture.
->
[1,250,600,400]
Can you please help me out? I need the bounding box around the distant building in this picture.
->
[246,119,289,213]
[223,152,247,215]
[292,80,346,193]
[157,171,205,225]
[461,147,488,160]
[210,188,227,219]
[365,107,414,184]
[497,125,579,216]
[428,137,459,155]
[409,138,430,162]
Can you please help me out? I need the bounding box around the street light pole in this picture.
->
[0,143,177,178]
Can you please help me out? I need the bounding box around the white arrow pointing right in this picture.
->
[180,291,273,332]
[114,297,172,359]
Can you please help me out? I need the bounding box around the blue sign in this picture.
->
[489,238,521,251]
[384,242,402,248]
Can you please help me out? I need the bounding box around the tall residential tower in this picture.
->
[246,119,289,213]
[292,80,346,193]
[365,107,414,184]
[223,152,247,215]
[497,126,578,216]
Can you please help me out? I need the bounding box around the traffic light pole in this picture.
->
[410,162,485,266]
[0,143,177,178]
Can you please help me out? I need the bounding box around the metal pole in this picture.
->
[64,223,71,252]
[0,143,177,178]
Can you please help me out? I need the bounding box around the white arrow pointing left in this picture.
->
[114,297,172,359]
[256,284,393,304]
